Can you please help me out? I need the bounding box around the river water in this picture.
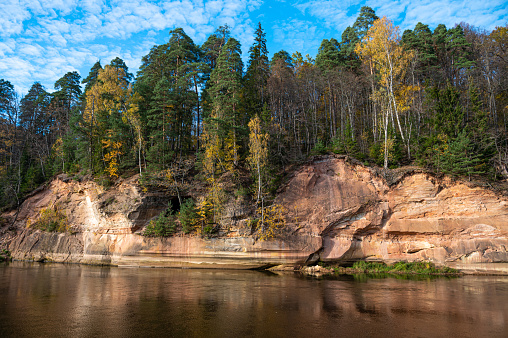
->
[1,262,507,337]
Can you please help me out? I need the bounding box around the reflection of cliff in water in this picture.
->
[1,262,507,337]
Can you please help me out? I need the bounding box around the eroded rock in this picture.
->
[2,157,508,273]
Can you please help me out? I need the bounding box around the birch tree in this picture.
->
[356,17,414,166]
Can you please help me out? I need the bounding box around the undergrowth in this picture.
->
[27,206,69,232]
[348,261,459,274]
[143,203,177,237]
[0,249,11,262]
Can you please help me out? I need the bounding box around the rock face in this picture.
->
[1,156,508,273]
[277,157,508,273]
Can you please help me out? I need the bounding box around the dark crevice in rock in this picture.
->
[304,247,323,266]
[249,263,278,271]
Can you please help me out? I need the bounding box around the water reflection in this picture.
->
[1,262,507,337]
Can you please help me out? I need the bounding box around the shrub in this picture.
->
[178,199,199,234]
[311,140,327,155]
[254,204,286,240]
[143,203,176,237]
[28,206,69,232]
[0,249,11,262]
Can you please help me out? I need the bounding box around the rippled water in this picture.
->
[1,262,507,337]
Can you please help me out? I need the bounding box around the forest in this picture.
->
[0,7,507,232]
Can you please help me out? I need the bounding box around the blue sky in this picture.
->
[1,0,506,94]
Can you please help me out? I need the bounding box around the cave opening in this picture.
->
[167,196,191,214]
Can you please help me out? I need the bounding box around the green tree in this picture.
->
[82,61,102,94]
[244,23,270,116]
[208,37,243,166]
[200,25,231,121]
[316,38,342,72]
[440,129,486,178]
[353,6,379,39]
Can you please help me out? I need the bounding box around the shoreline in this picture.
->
[4,258,508,277]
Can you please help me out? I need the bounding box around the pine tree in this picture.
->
[316,38,342,72]
[402,22,437,81]
[110,57,133,83]
[81,61,102,95]
[201,25,231,121]
[244,23,270,117]
[146,76,173,169]
[353,6,379,39]
[208,37,243,166]
[440,129,486,178]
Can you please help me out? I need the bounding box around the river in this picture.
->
[1,262,507,337]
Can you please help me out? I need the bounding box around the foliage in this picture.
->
[437,130,487,177]
[311,140,327,155]
[351,261,459,274]
[196,197,220,236]
[247,115,270,204]
[0,249,11,262]
[143,203,177,237]
[0,17,507,212]
[102,138,123,177]
[356,17,415,167]
[178,199,199,233]
[27,205,69,232]
[253,204,286,240]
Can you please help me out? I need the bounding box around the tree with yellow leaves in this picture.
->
[102,137,123,177]
[199,122,227,228]
[253,204,286,240]
[355,17,415,167]
[247,115,269,212]
[83,63,143,176]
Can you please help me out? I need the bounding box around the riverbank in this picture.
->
[2,156,508,273]
[6,257,508,278]
[294,261,464,277]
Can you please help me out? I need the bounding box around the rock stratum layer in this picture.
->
[1,156,508,273]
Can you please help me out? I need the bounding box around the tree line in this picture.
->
[1,7,507,228]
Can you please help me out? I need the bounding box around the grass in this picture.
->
[348,261,459,274]
[326,261,460,275]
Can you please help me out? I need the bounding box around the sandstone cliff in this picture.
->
[1,156,507,273]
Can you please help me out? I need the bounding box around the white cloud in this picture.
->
[272,18,326,55]
[1,0,265,93]
[0,1,31,37]
[79,0,105,15]
[294,0,361,31]
[0,39,17,57]
[400,0,507,30]
[18,44,43,57]
[294,0,507,33]
[2,0,505,95]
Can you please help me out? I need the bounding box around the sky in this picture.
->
[1,0,506,95]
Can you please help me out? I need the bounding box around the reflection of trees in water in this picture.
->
[1,263,507,337]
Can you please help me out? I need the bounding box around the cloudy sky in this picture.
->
[1,0,506,94]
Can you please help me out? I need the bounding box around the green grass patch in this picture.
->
[350,261,459,275]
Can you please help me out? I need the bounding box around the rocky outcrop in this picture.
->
[1,156,508,273]
[277,157,508,273]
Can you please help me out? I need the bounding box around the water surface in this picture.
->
[1,262,507,337]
